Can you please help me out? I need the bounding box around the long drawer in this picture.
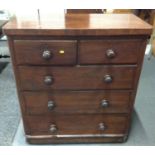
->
[22,91,131,114]
[18,66,136,90]
[79,39,141,64]
[25,114,128,135]
[14,40,77,65]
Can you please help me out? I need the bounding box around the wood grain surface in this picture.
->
[24,114,128,135]
[14,40,77,65]
[23,90,131,114]
[18,66,136,90]
[3,14,152,36]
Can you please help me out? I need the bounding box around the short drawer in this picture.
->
[18,66,136,90]
[23,91,131,114]
[79,40,141,64]
[14,40,77,65]
[25,114,128,135]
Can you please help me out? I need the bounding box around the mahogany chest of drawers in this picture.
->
[3,14,152,144]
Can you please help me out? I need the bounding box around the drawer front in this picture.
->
[23,91,131,114]
[18,66,136,90]
[14,40,77,65]
[79,40,141,64]
[25,115,128,135]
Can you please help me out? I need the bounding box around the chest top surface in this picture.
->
[3,13,152,36]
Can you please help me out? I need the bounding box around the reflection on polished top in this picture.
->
[3,13,152,36]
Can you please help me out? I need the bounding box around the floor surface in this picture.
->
[0,61,20,145]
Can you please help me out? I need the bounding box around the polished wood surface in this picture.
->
[3,14,150,144]
[26,136,127,144]
[18,66,136,90]
[79,39,141,64]
[25,114,128,135]
[23,91,131,114]
[3,14,152,36]
[14,40,77,65]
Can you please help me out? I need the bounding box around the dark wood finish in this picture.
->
[23,91,131,114]
[3,13,152,144]
[3,14,152,36]
[18,66,136,90]
[26,135,127,144]
[24,114,128,135]
[79,39,142,64]
[14,40,77,65]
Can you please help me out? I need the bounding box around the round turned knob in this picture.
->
[101,100,109,107]
[49,124,57,133]
[104,75,113,83]
[99,123,106,131]
[48,101,55,110]
[42,50,52,60]
[106,49,116,59]
[44,76,53,85]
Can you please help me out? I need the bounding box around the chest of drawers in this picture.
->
[3,14,152,144]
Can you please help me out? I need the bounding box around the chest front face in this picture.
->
[3,13,152,144]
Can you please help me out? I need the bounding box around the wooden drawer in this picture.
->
[14,40,77,65]
[25,114,128,135]
[18,66,136,90]
[79,40,141,64]
[23,91,131,114]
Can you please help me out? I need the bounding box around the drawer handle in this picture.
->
[48,101,55,110]
[42,50,52,60]
[101,99,109,107]
[44,76,53,85]
[106,49,116,59]
[49,124,57,133]
[104,75,113,83]
[99,123,106,131]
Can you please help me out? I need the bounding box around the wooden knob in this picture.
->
[99,123,106,131]
[49,124,57,133]
[48,101,55,110]
[44,76,53,85]
[101,100,109,107]
[104,75,113,83]
[42,50,52,60]
[106,49,116,59]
